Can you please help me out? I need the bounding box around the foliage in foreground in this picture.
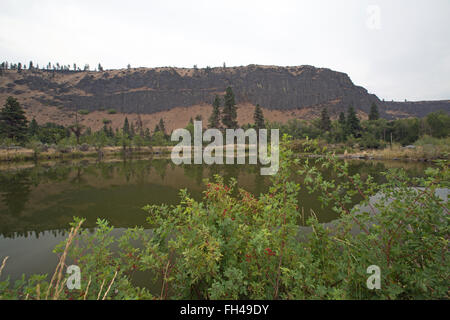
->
[0,136,448,300]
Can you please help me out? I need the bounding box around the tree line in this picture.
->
[0,61,147,73]
[0,96,173,150]
[0,61,105,72]
[1,94,448,152]
[271,103,449,148]
[0,88,262,150]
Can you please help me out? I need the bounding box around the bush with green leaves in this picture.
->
[299,138,449,299]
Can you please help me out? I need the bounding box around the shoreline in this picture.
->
[0,146,173,162]
[0,144,447,164]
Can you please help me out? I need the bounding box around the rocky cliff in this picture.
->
[1,65,449,125]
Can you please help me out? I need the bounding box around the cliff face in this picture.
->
[383,100,450,118]
[70,65,382,115]
[0,65,448,123]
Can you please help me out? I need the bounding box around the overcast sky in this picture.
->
[1,0,449,101]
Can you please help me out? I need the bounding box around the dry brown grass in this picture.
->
[45,219,83,300]
[346,143,449,160]
[0,146,163,162]
[19,102,318,133]
[0,256,9,277]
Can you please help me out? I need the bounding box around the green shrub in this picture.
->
[107,109,117,114]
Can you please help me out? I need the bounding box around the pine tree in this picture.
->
[338,112,346,127]
[208,95,221,128]
[0,97,29,142]
[337,111,347,142]
[158,118,166,136]
[253,104,265,129]
[137,114,144,137]
[144,128,151,142]
[369,102,380,121]
[123,117,130,136]
[346,106,361,137]
[29,118,39,136]
[320,108,331,131]
[130,123,135,138]
[103,124,109,136]
[222,87,237,128]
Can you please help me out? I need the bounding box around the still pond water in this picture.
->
[0,157,432,285]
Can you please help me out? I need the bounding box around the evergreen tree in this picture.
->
[208,95,221,128]
[144,127,151,142]
[346,106,361,137]
[108,126,114,138]
[0,97,29,142]
[123,117,130,136]
[130,122,135,138]
[253,104,265,129]
[369,102,380,121]
[222,87,237,128]
[158,118,166,136]
[29,118,39,136]
[338,111,346,127]
[103,124,109,136]
[320,108,331,131]
[137,114,144,137]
